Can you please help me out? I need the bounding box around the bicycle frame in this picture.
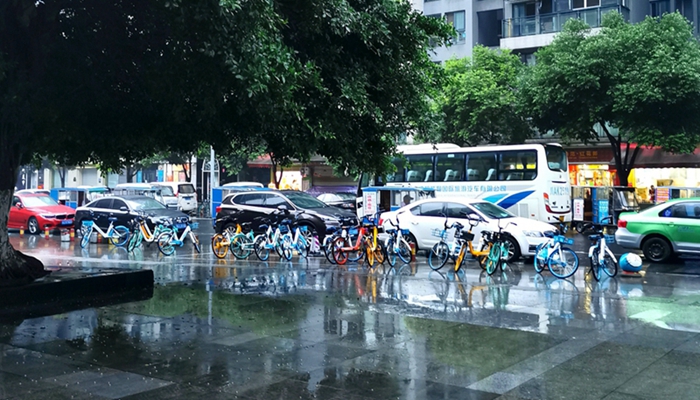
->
[86,220,118,239]
[589,235,617,265]
[168,224,197,247]
[137,220,170,243]
[259,224,284,249]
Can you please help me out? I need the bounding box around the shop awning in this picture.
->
[612,147,700,168]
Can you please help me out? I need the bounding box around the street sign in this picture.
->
[573,198,584,221]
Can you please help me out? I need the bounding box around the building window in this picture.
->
[573,0,600,8]
[650,0,670,17]
[445,11,466,44]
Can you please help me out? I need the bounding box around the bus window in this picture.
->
[545,145,567,172]
[436,153,465,182]
[466,152,497,181]
[387,157,406,182]
[406,155,434,182]
[499,151,537,181]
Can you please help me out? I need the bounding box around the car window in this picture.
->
[111,199,127,210]
[235,193,265,206]
[445,202,473,218]
[12,196,20,206]
[20,196,60,207]
[264,195,291,208]
[92,199,113,209]
[284,191,328,208]
[471,202,514,219]
[660,203,700,219]
[178,184,195,194]
[125,198,166,210]
[157,186,175,196]
[417,202,444,217]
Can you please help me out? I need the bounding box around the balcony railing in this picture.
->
[501,5,629,39]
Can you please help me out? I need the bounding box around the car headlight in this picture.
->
[523,230,544,237]
[41,214,56,219]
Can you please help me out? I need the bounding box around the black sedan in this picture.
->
[215,189,357,240]
[74,195,190,231]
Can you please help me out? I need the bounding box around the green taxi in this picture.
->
[615,197,700,263]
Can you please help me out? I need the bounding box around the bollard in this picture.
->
[409,242,416,262]
[19,227,24,236]
[70,228,75,241]
[44,226,50,239]
[60,229,70,242]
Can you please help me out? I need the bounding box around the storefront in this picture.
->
[566,148,616,187]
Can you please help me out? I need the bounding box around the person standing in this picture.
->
[649,185,656,203]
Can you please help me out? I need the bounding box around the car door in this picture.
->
[232,193,267,229]
[405,201,446,249]
[659,202,700,252]
[90,198,114,229]
[262,193,294,224]
[109,199,133,228]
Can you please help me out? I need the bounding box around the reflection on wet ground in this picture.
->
[3,234,700,399]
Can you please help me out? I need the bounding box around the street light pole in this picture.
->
[209,146,215,213]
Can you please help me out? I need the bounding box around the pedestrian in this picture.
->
[649,185,656,203]
[402,194,413,207]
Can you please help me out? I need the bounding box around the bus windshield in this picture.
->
[545,145,567,172]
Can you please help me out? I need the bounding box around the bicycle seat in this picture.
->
[544,231,556,238]
[108,217,118,222]
[259,224,269,230]
[280,219,292,225]
[241,222,252,227]
[326,226,338,234]
[588,234,600,241]
[386,228,397,234]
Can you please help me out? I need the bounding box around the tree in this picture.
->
[425,46,531,146]
[1,0,450,284]
[520,12,700,186]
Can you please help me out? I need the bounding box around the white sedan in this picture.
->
[379,197,557,262]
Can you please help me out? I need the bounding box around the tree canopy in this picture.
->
[419,46,530,147]
[520,11,700,186]
[0,0,451,281]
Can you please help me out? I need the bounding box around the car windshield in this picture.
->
[21,196,59,207]
[125,198,166,211]
[334,193,356,201]
[545,145,567,172]
[178,184,195,194]
[157,186,175,196]
[285,191,328,208]
[471,202,515,219]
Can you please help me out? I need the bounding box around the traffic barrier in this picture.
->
[409,242,416,262]
[44,226,50,239]
[70,228,75,241]
[19,228,24,236]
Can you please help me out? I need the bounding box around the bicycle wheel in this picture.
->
[297,237,309,258]
[365,240,375,267]
[428,242,449,271]
[156,232,176,256]
[80,226,92,248]
[486,245,501,276]
[110,226,130,247]
[590,249,602,281]
[211,234,229,259]
[534,243,546,273]
[548,248,579,279]
[127,229,142,252]
[190,232,201,253]
[332,237,349,265]
[253,235,270,261]
[279,235,293,261]
[231,234,252,259]
[602,251,618,278]
[477,242,490,270]
[397,239,411,264]
[323,237,337,264]
[374,241,386,265]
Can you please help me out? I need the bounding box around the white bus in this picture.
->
[358,143,571,223]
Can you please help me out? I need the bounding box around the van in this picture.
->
[113,183,178,209]
[153,182,198,214]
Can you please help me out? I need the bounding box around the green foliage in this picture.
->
[520,12,700,185]
[423,46,530,146]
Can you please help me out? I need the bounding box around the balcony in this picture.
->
[501,5,629,39]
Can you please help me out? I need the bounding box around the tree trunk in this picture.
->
[181,162,191,182]
[601,125,641,187]
[57,165,66,188]
[126,165,134,183]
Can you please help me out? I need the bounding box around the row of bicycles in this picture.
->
[534,216,617,281]
[78,210,201,256]
[427,212,516,276]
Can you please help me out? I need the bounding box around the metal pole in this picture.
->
[209,146,215,204]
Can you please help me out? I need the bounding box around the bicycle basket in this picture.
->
[605,234,615,244]
[82,220,94,227]
[349,228,359,236]
[460,231,475,242]
[554,235,574,245]
[401,229,410,235]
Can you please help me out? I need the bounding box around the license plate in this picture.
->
[61,220,73,225]
[175,223,187,230]
[184,196,192,200]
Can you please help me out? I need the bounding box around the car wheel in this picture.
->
[642,236,673,263]
[502,235,521,263]
[27,217,40,235]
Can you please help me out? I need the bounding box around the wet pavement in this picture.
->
[2,231,700,399]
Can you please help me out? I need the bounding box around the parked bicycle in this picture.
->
[384,211,412,267]
[484,220,517,275]
[156,218,201,256]
[322,216,359,265]
[534,223,578,279]
[127,213,173,252]
[587,216,618,280]
[332,214,384,267]
[280,212,311,259]
[79,211,130,248]
[428,214,491,272]
[253,213,293,261]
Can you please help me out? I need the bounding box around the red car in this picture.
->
[9,193,76,234]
